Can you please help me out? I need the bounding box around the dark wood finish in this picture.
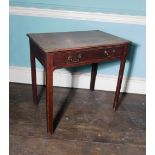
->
[90,63,98,91]
[53,46,124,69]
[29,39,46,67]
[113,46,129,110]
[45,54,53,134]
[27,30,129,52]
[27,30,131,134]
[30,42,38,106]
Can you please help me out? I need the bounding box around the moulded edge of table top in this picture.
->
[27,30,131,53]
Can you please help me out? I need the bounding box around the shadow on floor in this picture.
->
[53,88,76,131]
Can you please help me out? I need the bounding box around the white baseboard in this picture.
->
[9,6,145,25]
[9,66,145,94]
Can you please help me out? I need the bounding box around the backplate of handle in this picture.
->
[67,53,82,63]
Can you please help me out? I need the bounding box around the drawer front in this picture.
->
[53,46,124,67]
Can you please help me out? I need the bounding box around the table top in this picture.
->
[27,30,129,52]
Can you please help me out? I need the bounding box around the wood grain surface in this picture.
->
[10,83,145,155]
[27,30,129,52]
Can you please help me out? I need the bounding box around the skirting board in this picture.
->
[9,66,145,94]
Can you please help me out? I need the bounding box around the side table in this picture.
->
[27,30,130,134]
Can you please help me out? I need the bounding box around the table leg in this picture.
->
[30,51,38,106]
[113,56,126,110]
[46,67,53,134]
[90,63,98,91]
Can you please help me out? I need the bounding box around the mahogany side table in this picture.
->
[27,30,130,134]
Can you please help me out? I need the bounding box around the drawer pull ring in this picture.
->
[104,50,109,56]
[67,53,82,63]
[113,49,116,53]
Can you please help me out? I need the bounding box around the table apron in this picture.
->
[53,56,122,70]
[52,46,127,69]
[29,39,47,67]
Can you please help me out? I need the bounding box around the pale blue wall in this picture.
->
[9,15,145,78]
[10,0,145,15]
[9,0,146,78]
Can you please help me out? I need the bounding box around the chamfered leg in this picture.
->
[46,64,53,134]
[30,50,38,106]
[90,63,98,91]
[113,56,127,111]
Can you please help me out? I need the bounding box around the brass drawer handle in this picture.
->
[104,50,109,56]
[112,49,117,53]
[67,53,82,63]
